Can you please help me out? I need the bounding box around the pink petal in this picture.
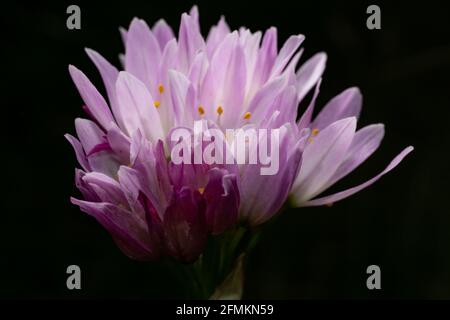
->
[106,123,131,164]
[82,171,126,204]
[296,52,327,102]
[206,16,230,57]
[311,87,362,131]
[292,117,357,203]
[301,146,414,207]
[325,124,384,188]
[71,198,157,260]
[168,69,190,126]
[178,12,205,73]
[115,71,164,142]
[253,27,277,87]
[84,48,125,131]
[152,19,175,50]
[125,18,161,95]
[65,134,90,171]
[270,34,305,77]
[68,65,115,130]
[74,118,105,155]
[203,168,240,235]
[297,78,322,131]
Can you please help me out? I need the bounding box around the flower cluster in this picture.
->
[66,6,412,262]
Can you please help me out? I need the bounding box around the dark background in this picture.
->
[2,0,449,299]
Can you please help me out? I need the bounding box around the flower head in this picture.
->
[66,6,412,262]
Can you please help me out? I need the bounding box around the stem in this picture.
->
[168,224,263,299]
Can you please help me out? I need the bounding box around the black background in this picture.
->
[2,0,449,299]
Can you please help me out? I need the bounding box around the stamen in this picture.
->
[158,83,164,94]
[198,105,205,116]
[216,105,223,115]
[154,100,161,108]
[308,128,319,143]
[243,112,252,120]
[198,187,205,194]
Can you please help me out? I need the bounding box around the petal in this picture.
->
[296,52,327,102]
[292,117,357,203]
[68,65,115,130]
[239,125,301,225]
[119,26,127,45]
[273,85,298,126]
[125,18,161,95]
[311,87,362,131]
[201,32,246,125]
[84,48,124,131]
[130,135,171,217]
[189,5,200,29]
[82,171,126,204]
[253,27,277,86]
[325,124,384,187]
[158,39,178,85]
[117,166,146,216]
[74,118,106,155]
[301,146,414,206]
[168,69,190,126]
[163,187,207,262]
[203,168,240,235]
[106,123,131,164]
[115,71,164,142]
[188,51,209,90]
[152,19,175,50]
[206,16,230,57]
[270,34,305,77]
[87,151,121,179]
[245,74,288,125]
[178,12,205,73]
[297,78,322,131]
[65,134,90,171]
[74,169,99,201]
[71,198,157,260]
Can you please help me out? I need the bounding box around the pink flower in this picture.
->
[66,6,412,262]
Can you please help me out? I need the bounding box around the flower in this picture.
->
[66,6,412,262]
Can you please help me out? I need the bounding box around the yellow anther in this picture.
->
[217,105,223,115]
[198,187,205,194]
[243,112,252,120]
[308,137,314,144]
[198,105,205,116]
[154,100,161,108]
[158,83,164,94]
[311,128,319,136]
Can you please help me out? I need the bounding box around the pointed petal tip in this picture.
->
[296,34,306,41]
[317,52,328,63]
[337,116,357,128]
[68,64,78,73]
[84,47,98,58]
[70,196,82,206]
[400,145,414,158]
